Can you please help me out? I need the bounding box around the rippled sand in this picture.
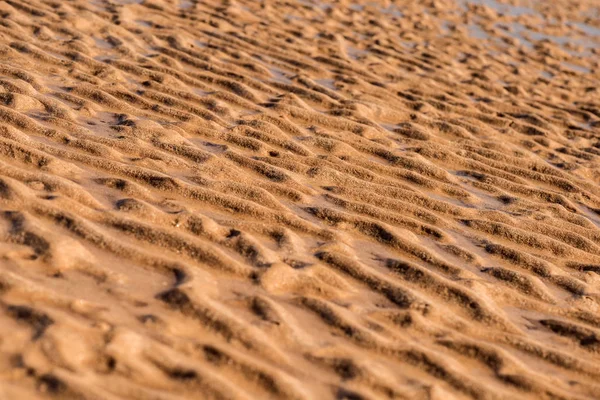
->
[0,0,599,398]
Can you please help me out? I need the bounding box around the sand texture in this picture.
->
[0,0,600,398]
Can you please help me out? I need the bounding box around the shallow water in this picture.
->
[468,22,490,39]
[561,61,591,74]
[462,0,533,16]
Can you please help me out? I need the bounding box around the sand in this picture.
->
[0,0,599,398]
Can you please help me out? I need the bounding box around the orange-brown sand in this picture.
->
[0,0,599,398]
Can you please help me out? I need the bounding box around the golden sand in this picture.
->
[0,0,599,398]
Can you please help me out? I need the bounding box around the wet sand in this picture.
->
[0,0,599,398]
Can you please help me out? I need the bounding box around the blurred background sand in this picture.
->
[0,0,599,398]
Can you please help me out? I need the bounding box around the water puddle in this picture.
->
[135,20,152,28]
[468,23,490,40]
[284,14,304,22]
[347,45,368,60]
[427,192,467,208]
[89,0,106,10]
[180,0,193,9]
[571,22,600,37]
[94,55,117,62]
[561,61,591,74]
[315,78,337,91]
[496,23,533,49]
[296,0,330,11]
[580,119,599,130]
[194,140,228,154]
[497,22,597,55]
[579,205,600,229]
[269,67,293,85]
[441,20,453,34]
[462,0,533,16]
[380,123,399,132]
[380,4,403,18]
[93,37,113,49]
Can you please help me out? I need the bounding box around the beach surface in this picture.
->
[0,0,600,398]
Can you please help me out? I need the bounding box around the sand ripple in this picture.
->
[0,0,599,398]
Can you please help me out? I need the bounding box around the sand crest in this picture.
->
[0,0,599,398]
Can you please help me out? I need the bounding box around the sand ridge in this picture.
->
[0,0,599,398]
